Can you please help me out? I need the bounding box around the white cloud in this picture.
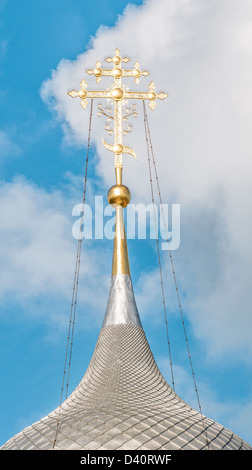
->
[40,0,252,358]
[0,178,73,298]
[0,129,20,159]
[0,178,110,332]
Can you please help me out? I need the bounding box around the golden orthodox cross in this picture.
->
[68,48,168,184]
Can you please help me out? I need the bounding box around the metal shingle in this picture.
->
[1,323,251,450]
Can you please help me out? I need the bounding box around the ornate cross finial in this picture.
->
[68,49,168,185]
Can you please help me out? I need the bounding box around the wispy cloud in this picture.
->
[0,129,20,159]
[0,177,110,335]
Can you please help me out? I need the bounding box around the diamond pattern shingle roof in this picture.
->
[1,313,251,450]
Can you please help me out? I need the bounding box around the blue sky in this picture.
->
[1,0,252,447]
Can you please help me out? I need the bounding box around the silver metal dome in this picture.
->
[1,273,251,450]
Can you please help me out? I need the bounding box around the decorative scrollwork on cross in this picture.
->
[68,49,168,182]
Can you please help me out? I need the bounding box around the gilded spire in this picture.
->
[68,48,168,280]
[107,183,130,276]
[111,205,130,276]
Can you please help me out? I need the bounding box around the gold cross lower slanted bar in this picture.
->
[68,48,168,184]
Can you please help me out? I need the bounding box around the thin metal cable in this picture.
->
[143,101,209,448]
[53,99,94,449]
[143,101,175,392]
[65,98,94,399]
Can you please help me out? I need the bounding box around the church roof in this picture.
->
[1,272,251,450]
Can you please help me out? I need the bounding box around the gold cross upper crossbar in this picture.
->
[68,48,168,184]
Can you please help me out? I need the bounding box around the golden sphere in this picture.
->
[78,89,87,99]
[113,143,124,154]
[133,69,141,78]
[111,87,125,101]
[94,67,102,76]
[113,67,123,78]
[107,184,131,208]
[113,56,121,65]
[148,91,157,101]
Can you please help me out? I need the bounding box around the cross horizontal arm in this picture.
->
[68,88,112,109]
[67,89,111,99]
[124,91,168,100]
[68,88,168,104]
[86,90,111,99]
